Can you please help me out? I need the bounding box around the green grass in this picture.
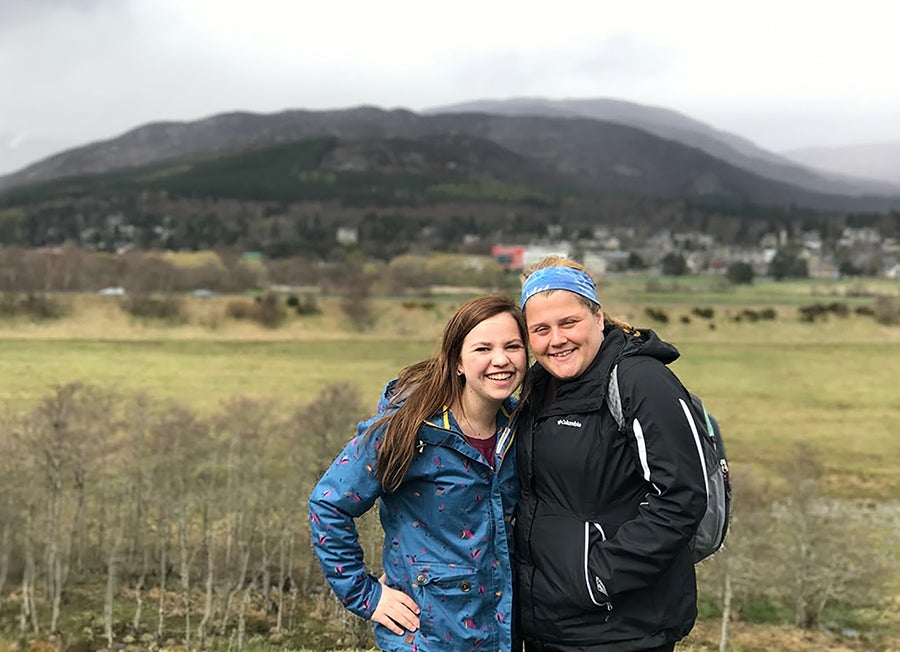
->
[0,287,897,652]
[0,339,433,414]
[0,288,897,499]
[599,274,900,306]
[672,341,900,498]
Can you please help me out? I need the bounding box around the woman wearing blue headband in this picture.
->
[514,257,708,652]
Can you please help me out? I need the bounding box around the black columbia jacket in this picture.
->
[514,326,708,651]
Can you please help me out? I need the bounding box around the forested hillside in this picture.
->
[2,132,898,258]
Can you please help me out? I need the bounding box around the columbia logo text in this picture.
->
[557,418,582,428]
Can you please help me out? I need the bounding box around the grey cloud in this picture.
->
[0,0,123,31]
[443,34,672,98]
[572,34,672,79]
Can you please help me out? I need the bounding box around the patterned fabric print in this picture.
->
[309,384,519,652]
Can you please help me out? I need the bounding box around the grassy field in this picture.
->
[0,277,898,650]
[0,339,434,414]
[1,279,898,498]
[598,274,900,306]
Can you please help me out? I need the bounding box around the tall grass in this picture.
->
[0,286,897,499]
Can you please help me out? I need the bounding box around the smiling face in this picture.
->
[524,290,605,381]
[456,312,528,406]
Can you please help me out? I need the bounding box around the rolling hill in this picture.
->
[428,97,900,197]
[2,107,900,213]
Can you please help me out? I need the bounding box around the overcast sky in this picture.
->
[2,0,899,173]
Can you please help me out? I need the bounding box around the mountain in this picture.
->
[784,142,900,187]
[427,97,900,197]
[2,135,568,207]
[0,133,77,176]
[2,107,899,213]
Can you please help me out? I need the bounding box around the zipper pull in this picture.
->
[416,439,426,454]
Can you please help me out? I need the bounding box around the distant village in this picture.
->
[483,226,900,280]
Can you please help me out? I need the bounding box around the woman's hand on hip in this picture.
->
[371,583,420,635]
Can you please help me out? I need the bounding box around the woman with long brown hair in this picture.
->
[309,294,527,651]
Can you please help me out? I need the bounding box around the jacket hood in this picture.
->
[375,378,400,415]
[617,325,680,365]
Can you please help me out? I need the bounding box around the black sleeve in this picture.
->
[589,357,708,596]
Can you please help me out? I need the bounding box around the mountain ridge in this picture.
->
[427,97,900,197]
[2,106,899,213]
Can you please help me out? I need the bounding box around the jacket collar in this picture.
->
[418,399,517,467]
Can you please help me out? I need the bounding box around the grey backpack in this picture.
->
[606,363,731,563]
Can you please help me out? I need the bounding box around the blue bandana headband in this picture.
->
[520,266,599,308]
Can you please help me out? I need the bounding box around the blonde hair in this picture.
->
[522,256,634,332]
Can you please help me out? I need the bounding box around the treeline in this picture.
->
[4,175,896,258]
[0,138,551,210]
[0,246,512,296]
[0,384,897,650]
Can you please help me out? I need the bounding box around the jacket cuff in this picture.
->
[354,573,383,620]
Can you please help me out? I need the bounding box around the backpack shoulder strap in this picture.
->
[606,363,625,430]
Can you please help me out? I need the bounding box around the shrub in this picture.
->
[679,315,691,324]
[691,307,715,320]
[0,292,68,320]
[726,261,754,285]
[256,293,287,328]
[769,248,809,280]
[734,308,776,322]
[660,253,687,276]
[293,294,321,315]
[401,300,437,311]
[873,296,899,325]
[798,302,849,323]
[226,293,287,328]
[225,299,256,321]
[342,295,375,332]
[644,307,669,324]
[338,275,375,332]
[740,596,789,624]
[733,309,760,322]
[799,304,827,322]
[121,295,187,324]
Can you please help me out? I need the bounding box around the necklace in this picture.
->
[461,411,496,440]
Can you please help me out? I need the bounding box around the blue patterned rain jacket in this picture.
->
[309,381,519,651]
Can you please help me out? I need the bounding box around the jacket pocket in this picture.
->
[409,562,487,648]
[583,521,611,607]
[530,514,613,616]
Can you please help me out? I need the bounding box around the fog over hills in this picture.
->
[428,98,900,197]
[784,142,900,187]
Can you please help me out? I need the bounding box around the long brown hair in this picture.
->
[371,294,527,493]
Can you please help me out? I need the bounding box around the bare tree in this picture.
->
[771,444,895,629]
[697,469,776,651]
[20,384,109,633]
